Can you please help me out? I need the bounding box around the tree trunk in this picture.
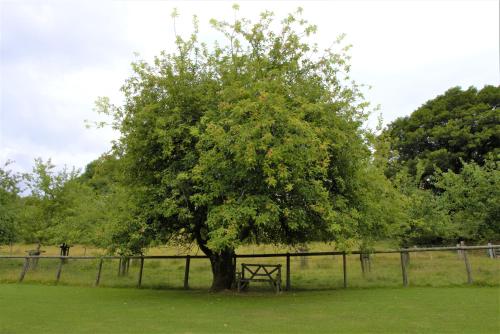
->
[209,248,235,291]
[193,217,235,291]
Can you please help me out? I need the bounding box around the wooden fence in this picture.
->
[1,244,498,290]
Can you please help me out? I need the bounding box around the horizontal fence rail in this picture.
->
[1,245,498,291]
[1,245,499,260]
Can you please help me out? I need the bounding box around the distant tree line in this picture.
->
[0,156,136,254]
[379,85,499,245]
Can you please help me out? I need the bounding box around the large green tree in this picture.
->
[435,158,500,242]
[99,9,381,290]
[18,158,79,244]
[18,158,107,246]
[78,154,138,253]
[0,162,21,245]
[383,85,500,186]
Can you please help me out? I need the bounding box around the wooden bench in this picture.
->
[236,263,282,293]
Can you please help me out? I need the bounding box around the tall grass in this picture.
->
[0,243,498,290]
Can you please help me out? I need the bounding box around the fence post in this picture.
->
[137,256,144,288]
[463,248,473,284]
[119,257,129,276]
[342,252,347,288]
[19,257,29,282]
[55,257,64,283]
[286,253,291,291]
[118,257,122,276]
[299,245,309,268]
[457,241,466,259]
[405,249,412,267]
[95,258,104,287]
[400,252,409,287]
[487,243,495,258]
[183,255,190,290]
[232,254,237,287]
[359,253,365,277]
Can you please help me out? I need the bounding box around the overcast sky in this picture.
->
[1,0,498,174]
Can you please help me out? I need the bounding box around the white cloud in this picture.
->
[1,0,498,173]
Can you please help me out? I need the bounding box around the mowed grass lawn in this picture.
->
[0,284,498,334]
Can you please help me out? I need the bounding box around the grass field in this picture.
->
[1,243,499,290]
[0,284,498,333]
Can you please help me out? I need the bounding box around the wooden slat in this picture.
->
[137,257,145,288]
[1,245,499,261]
[55,258,64,284]
[183,255,190,289]
[243,263,281,267]
[286,254,291,291]
[95,258,103,287]
[342,252,347,288]
[18,257,29,282]
[237,263,282,293]
[463,250,473,284]
[118,257,122,276]
[400,252,409,287]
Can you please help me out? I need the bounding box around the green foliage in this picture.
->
[435,158,500,242]
[12,158,111,247]
[0,162,21,244]
[97,8,382,258]
[380,85,500,244]
[77,155,139,253]
[353,163,407,249]
[18,158,80,244]
[0,156,138,252]
[384,85,500,185]
[392,167,453,246]
[387,157,500,246]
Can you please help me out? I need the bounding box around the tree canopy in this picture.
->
[0,155,139,254]
[97,8,384,290]
[383,85,500,185]
[435,159,500,242]
[380,85,500,245]
[0,162,21,244]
